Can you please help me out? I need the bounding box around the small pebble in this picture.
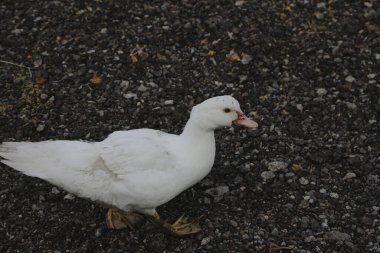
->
[241,53,252,65]
[296,104,303,112]
[201,237,211,245]
[36,124,45,132]
[299,177,309,185]
[164,100,174,105]
[325,231,351,241]
[346,102,357,110]
[304,235,317,242]
[343,172,356,180]
[345,75,355,83]
[51,187,60,194]
[205,186,229,197]
[268,161,288,172]
[261,171,276,181]
[316,88,327,96]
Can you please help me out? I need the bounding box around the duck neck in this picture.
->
[179,117,215,151]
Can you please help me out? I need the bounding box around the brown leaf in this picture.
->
[235,1,246,7]
[281,109,289,116]
[90,75,102,86]
[208,50,216,57]
[249,111,261,120]
[35,77,46,85]
[200,38,209,45]
[367,24,380,35]
[291,164,302,173]
[259,95,269,101]
[227,49,241,62]
[130,54,138,64]
[137,51,149,61]
[156,52,168,63]
[129,45,148,64]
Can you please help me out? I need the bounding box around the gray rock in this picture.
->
[120,80,129,91]
[299,177,309,185]
[164,100,174,105]
[40,93,48,100]
[205,186,229,197]
[304,235,317,242]
[316,88,327,96]
[268,161,288,172]
[123,93,137,99]
[51,187,60,194]
[345,75,355,83]
[346,102,357,110]
[285,172,295,178]
[64,193,75,200]
[241,53,252,65]
[325,231,351,241]
[343,172,357,180]
[316,2,326,8]
[261,171,275,181]
[36,124,45,132]
[137,84,148,92]
[229,220,238,227]
[95,228,102,237]
[296,104,303,112]
[201,237,211,245]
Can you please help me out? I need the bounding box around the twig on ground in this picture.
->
[269,243,293,251]
[0,60,33,78]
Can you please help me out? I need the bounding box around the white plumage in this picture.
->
[0,96,257,216]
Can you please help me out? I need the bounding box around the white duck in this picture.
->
[0,95,258,236]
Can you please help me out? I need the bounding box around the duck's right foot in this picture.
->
[147,212,202,237]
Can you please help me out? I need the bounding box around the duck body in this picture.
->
[1,127,215,215]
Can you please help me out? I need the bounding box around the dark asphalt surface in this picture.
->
[1,0,379,252]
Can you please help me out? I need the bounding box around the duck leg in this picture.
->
[146,212,202,237]
[106,208,144,230]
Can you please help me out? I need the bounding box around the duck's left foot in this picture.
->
[106,208,144,230]
[147,212,202,237]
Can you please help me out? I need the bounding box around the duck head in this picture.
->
[190,96,258,131]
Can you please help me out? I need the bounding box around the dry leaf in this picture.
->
[249,111,261,120]
[367,24,380,35]
[137,51,148,61]
[285,5,293,12]
[90,75,102,86]
[259,95,269,101]
[35,77,46,85]
[210,57,217,65]
[200,38,209,45]
[235,0,246,6]
[227,49,241,62]
[129,45,148,64]
[156,52,168,63]
[291,164,302,173]
[130,54,138,64]
[208,50,216,57]
[0,104,13,115]
[281,110,289,116]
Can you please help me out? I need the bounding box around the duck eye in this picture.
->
[224,108,231,113]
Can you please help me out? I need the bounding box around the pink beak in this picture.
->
[233,111,258,129]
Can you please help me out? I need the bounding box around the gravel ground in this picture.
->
[1,0,379,252]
